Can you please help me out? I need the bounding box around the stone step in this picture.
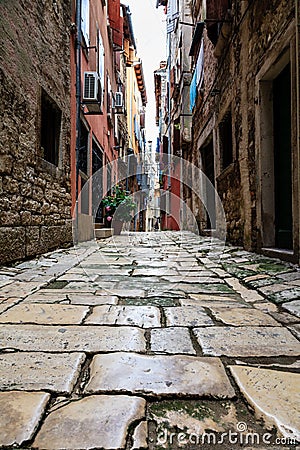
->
[94,223,106,229]
[94,228,113,239]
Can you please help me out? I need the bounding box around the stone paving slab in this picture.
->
[69,293,119,305]
[257,283,291,295]
[225,278,264,302]
[150,327,196,354]
[253,302,279,313]
[23,292,69,303]
[0,303,89,324]
[55,273,98,282]
[0,297,21,314]
[193,326,300,357]
[209,307,280,326]
[97,288,146,297]
[230,366,300,440]
[187,293,243,301]
[0,281,42,298]
[132,268,178,277]
[282,300,300,318]
[0,391,50,447]
[269,287,300,304]
[34,395,146,449]
[162,276,224,284]
[0,325,145,352]
[181,298,248,308]
[135,261,177,268]
[269,310,300,324]
[85,352,235,398]
[288,324,300,339]
[175,269,217,276]
[173,283,234,294]
[62,282,99,291]
[85,305,161,328]
[0,352,85,393]
[164,306,214,327]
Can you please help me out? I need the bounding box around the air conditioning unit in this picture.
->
[114,91,124,108]
[83,72,99,101]
[83,72,103,114]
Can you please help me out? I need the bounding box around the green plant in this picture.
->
[102,185,136,222]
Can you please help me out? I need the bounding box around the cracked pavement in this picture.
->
[0,231,299,449]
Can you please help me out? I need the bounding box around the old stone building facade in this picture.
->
[0,0,148,264]
[191,0,300,263]
[0,1,72,264]
[157,0,300,263]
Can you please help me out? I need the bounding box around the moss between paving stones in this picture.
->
[269,288,300,304]
[46,280,69,289]
[256,262,291,274]
[120,297,181,307]
[245,277,278,289]
[221,264,256,278]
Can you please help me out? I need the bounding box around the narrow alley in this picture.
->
[0,231,299,448]
[1,0,300,448]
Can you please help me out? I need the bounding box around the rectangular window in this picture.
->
[81,0,89,46]
[79,121,89,175]
[98,30,105,84]
[107,75,112,113]
[219,110,233,170]
[40,90,61,166]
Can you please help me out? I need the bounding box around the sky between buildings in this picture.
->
[124,0,167,147]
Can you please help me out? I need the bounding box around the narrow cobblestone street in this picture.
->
[0,231,299,449]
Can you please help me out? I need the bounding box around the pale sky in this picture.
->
[124,0,167,145]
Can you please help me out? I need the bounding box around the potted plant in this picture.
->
[102,185,136,234]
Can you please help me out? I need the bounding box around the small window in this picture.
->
[40,90,61,166]
[81,0,90,46]
[219,110,233,170]
[98,30,105,84]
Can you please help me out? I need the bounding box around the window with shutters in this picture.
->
[108,0,123,49]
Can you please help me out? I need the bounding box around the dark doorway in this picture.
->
[201,139,216,229]
[273,63,293,249]
[92,141,103,223]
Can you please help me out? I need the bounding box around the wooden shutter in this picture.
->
[108,0,123,49]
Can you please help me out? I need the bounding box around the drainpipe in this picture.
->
[296,0,300,264]
[167,30,172,230]
[75,0,82,244]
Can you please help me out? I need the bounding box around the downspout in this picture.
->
[75,0,82,244]
[296,0,300,264]
[167,30,172,230]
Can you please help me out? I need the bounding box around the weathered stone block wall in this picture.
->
[0,1,72,264]
[193,0,295,250]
